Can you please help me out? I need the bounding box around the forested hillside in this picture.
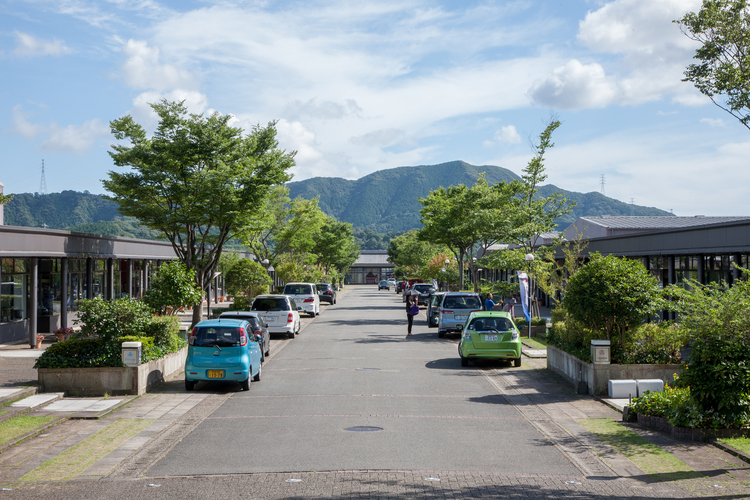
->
[288,160,672,232]
[3,161,672,239]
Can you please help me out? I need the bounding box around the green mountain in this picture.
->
[2,161,672,238]
[288,160,672,232]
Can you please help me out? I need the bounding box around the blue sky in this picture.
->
[1,0,748,216]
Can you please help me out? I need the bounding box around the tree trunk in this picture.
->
[191,303,202,329]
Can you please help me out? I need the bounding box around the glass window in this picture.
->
[1,274,28,324]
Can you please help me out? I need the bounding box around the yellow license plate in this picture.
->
[207,370,224,378]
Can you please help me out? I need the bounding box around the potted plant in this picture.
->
[36,334,44,348]
[53,326,74,342]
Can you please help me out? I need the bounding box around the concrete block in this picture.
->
[637,379,664,396]
[608,379,636,399]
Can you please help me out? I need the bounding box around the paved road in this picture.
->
[148,286,577,476]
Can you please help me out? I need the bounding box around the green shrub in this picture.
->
[74,297,152,342]
[143,315,179,346]
[143,261,204,316]
[34,339,111,368]
[614,323,687,364]
[631,385,691,420]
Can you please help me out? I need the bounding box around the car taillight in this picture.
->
[287,313,294,323]
[254,329,262,337]
[441,310,454,314]
[239,327,248,346]
[189,327,197,345]
[303,297,315,302]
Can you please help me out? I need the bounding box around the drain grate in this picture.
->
[345,426,383,432]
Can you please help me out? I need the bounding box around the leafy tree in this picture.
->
[388,230,441,277]
[534,231,589,303]
[224,258,273,307]
[677,1,750,130]
[0,192,12,205]
[104,99,294,327]
[312,217,360,281]
[274,256,324,284]
[564,254,663,347]
[143,261,204,315]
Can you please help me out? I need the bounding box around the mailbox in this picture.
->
[122,341,142,367]
[591,339,611,365]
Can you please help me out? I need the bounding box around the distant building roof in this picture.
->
[575,216,750,230]
[353,250,391,266]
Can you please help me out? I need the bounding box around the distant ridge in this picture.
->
[287,160,673,232]
[2,161,673,237]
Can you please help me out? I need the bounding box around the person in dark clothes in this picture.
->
[406,295,418,335]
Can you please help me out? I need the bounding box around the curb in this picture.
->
[0,386,38,407]
[709,439,750,465]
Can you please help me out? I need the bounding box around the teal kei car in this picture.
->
[458,311,522,367]
[185,318,262,391]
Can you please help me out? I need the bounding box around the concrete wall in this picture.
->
[38,346,187,396]
[547,345,682,396]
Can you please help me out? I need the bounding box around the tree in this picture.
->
[143,261,204,315]
[104,99,294,327]
[224,258,273,307]
[242,188,327,268]
[388,230,441,277]
[564,254,663,347]
[0,192,12,205]
[312,217,360,281]
[677,1,750,130]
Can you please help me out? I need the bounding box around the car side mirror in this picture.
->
[264,324,270,328]
[255,333,262,342]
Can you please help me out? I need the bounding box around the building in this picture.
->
[0,225,178,346]
[345,250,393,284]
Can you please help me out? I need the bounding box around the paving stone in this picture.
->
[10,394,60,408]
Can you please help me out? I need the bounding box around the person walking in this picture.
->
[484,293,499,311]
[406,295,419,336]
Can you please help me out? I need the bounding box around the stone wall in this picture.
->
[547,345,682,396]
[38,346,187,396]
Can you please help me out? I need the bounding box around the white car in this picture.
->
[283,282,320,317]
[250,295,301,339]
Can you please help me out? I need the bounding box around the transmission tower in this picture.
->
[630,198,635,216]
[599,174,606,195]
[39,159,47,195]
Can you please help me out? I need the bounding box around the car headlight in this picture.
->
[511,330,519,341]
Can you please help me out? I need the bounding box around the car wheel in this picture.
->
[288,331,295,339]
[514,357,522,367]
[438,330,445,338]
[185,380,195,391]
[461,357,469,367]
[253,364,262,382]
[265,344,270,357]
[241,377,250,391]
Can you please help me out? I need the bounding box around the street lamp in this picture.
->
[525,253,535,338]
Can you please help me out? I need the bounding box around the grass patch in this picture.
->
[719,437,750,455]
[522,337,547,349]
[0,415,56,446]
[21,418,152,481]
[578,418,704,482]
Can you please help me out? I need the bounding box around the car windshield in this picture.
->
[284,285,312,295]
[443,296,482,309]
[251,298,290,311]
[316,284,330,291]
[192,326,243,347]
[468,318,514,332]
[414,285,432,293]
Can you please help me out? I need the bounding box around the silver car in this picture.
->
[437,292,483,338]
[250,295,302,339]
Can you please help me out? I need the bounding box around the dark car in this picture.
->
[316,283,337,304]
[427,292,445,328]
[395,281,405,294]
[218,311,271,362]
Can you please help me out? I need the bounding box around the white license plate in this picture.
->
[483,334,498,342]
[454,315,467,321]
[265,316,276,322]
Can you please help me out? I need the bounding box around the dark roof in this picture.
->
[577,216,750,230]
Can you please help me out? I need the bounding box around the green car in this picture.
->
[458,311,522,367]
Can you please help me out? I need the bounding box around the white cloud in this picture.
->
[529,60,617,109]
[121,39,195,91]
[13,31,71,57]
[495,125,522,145]
[284,99,363,121]
[700,117,725,127]
[349,128,408,147]
[41,119,109,155]
[7,105,46,139]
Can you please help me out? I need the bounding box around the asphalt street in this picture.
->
[148,286,577,477]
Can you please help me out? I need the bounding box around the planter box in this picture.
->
[547,345,681,396]
[637,413,750,442]
[38,346,187,397]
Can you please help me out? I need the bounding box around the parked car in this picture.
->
[437,292,483,338]
[185,318,262,391]
[250,295,301,339]
[378,280,390,290]
[426,292,445,328]
[458,311,521,367]
[387,278,396,287]
[403,283,435,304]
[316,283,337,304]
[218,311,270,361]
[395,281,405,294]
[283,282,320,317]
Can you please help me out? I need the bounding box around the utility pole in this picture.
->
[599,174,606,195]
[39,159,47,195]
